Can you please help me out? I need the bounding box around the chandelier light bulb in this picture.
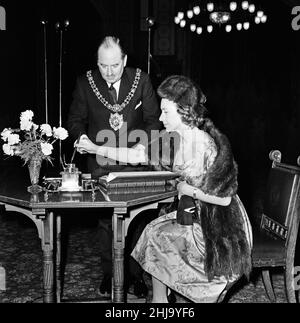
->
[174,16,180,24]
[248,4,255,13]
[243,22,250,30]
[260,15,267,23]
[242,1,249,10]
[230,2,237,11]
[236,23,242,30]
[207,3,214,12]
[178,12,184,20]
[187,10,193,19]
[223,15,230,22]
[207,25,213,33]
[190,24,196,32]
[255,16,260,24]
[197,26,202,34]
[225,25,232,32]
[193,6,201,15]
[257,10,264,18]
[180,20,186,28]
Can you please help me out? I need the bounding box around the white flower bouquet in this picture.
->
[1,109,68,165]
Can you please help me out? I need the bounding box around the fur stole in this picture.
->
[153,120,252,281]
[194,119,252,281]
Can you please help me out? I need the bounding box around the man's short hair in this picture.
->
[98,36,126,58]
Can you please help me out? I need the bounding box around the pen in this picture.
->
[70,133,82,164]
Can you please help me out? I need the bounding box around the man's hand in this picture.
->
[75,135,97,154]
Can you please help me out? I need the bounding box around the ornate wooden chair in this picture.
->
[251,150,300,303]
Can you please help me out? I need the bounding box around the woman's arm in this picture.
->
[177,181,231,206]
[75,136,147,164]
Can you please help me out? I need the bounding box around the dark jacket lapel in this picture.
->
[92,69,112,104]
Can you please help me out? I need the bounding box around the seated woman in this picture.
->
[75,75,253,303]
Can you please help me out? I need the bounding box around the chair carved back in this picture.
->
[260,150,300,248]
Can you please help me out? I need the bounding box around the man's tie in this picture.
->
[108,83,117,104]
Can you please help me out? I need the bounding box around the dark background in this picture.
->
[0,0,300,216]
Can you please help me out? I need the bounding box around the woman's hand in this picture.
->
[75,136,98,154]
[176,180,187,200]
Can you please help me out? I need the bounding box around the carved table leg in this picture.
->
[112,209,126,303]
[4,204,51,302]
[56,215,61,303]
[41,211,54,303]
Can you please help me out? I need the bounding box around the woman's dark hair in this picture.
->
[157,75,207,128]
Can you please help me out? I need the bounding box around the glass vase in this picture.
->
[27,157,43,194]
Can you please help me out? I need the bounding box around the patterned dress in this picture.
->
[131,128,252,303]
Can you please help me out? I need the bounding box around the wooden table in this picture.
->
[0,169,177,303]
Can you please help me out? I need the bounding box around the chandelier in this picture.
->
[174,1,267,35]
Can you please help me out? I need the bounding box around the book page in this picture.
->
[106,171,176,182]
